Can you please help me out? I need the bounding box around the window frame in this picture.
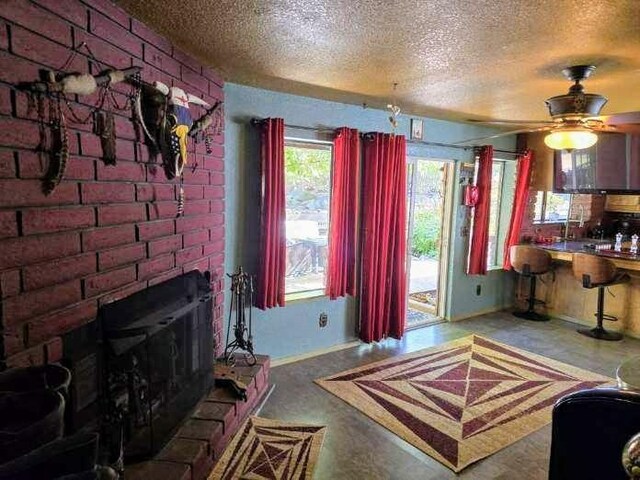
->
[533,191,572,224]
[283,138,334,301]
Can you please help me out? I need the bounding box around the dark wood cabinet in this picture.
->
[594,133,627,190]
[554,132,640,193]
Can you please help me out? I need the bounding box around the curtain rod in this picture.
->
[250,118,523,157]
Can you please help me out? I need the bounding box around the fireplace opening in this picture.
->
[62,270,214,465]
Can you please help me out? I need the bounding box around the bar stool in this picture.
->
[510,245,553,322]
[572,253,629,341]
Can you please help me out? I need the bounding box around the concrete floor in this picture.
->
[259,311,640,479]
[409,257,439,293]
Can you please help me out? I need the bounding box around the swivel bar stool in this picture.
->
[572,252,629,341]
[510,245,553,321]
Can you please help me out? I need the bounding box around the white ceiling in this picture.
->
[117,0,640,123]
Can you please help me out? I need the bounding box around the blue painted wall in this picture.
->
[224,83,516,359]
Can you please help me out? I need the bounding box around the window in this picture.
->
[486,161,505,268]
[533,191,571,223]
[484,159,516,269]
[284,140,332,298]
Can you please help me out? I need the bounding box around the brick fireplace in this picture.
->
[0,0,225,369]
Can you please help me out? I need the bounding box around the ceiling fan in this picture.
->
[457,65,640,150]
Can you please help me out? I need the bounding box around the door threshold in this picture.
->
[405,318,446,331]
[408,298,437,314]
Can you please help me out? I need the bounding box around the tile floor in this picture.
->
[258,311,640,479]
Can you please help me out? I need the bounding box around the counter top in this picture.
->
[533,240,640,271]
[541,241,639,260]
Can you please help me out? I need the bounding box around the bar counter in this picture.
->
[516,241,640,337]
[541,240,640,272]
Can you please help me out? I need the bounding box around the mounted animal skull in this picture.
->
[135,81,222,216]
[151,81,211,179]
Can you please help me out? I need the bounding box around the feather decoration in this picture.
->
[176,184,185,218]
[43,112,69,195]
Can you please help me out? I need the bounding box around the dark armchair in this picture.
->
[549,387,640,480]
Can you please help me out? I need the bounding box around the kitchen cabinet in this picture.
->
[605,194,640,213]
[527,131,639,195]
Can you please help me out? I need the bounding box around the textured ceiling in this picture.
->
[116,0,640,123]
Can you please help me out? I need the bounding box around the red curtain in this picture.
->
[467,145,494,275]
[326,127,360,299]
[359,133,407,342]
[503,149,534,269]
[256,118,286,309]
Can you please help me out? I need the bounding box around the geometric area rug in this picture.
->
[208,416,326,479]
[315,335,612,472]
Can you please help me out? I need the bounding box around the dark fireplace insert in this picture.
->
[62,270,214,465]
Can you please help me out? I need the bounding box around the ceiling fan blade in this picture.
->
[608,124,640,134]
[468,119,556,126]
[588,111,640,125]
[453,126,553,146]
[588,123,619,132]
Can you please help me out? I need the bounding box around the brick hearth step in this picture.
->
[127,354,271,480]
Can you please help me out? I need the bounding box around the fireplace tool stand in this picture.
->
[224,267,256,366]
[223,267,256,367]
[217,267,256,400]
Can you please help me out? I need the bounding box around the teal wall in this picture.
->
[224,83,516,360]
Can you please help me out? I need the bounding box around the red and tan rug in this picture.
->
[316,335,612,472]
[209,416,326,480]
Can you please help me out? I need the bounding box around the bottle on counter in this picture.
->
[615,232,623,252]
[632,234,639,255]
[590,221,605,240]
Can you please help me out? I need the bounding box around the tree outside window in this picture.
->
[284,141,332,297]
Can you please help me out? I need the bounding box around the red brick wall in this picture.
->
[0,0,225,368]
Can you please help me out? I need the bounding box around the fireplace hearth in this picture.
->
[62,271,215,466]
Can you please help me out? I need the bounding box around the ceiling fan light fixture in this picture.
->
[544,129,598,151]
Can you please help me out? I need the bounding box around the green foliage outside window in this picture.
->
[410,161,443,259]
[285,145,331,212]
[411,209,441,258]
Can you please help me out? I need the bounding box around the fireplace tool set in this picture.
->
[215,268,257,400]
[223,267,257,366]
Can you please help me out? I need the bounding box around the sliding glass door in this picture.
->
[405,158,453,329]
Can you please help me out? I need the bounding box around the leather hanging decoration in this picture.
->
[93,110,116,166]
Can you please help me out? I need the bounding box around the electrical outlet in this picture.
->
[476,284,481,296]
[319,312,328,328]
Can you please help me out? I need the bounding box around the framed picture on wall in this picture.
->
[410,119,423,140]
